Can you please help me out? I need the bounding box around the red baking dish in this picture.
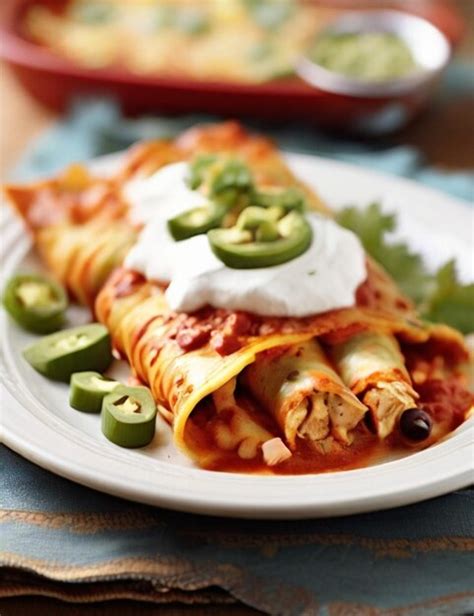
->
[0,0,465,133]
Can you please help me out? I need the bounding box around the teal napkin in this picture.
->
[2,64,473,614]
[2,447,473,614]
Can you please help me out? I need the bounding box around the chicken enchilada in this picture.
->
[3,122,472,474]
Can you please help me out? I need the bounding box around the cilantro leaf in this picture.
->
[337,202,431,303]
[337,202,474,333]
[420,260,474,334]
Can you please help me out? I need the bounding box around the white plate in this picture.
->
[1,153,473,519]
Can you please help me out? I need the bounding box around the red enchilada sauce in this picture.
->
[180,375,472,475]
[415,377,473,430]
[184,394,384,475]
[101,270,471,475]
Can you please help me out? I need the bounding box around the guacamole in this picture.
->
[311,31,418,81]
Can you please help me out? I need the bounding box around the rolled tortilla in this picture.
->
[5,122,470,471]
[331,332,418,439]
[94,268,461,468]
[242,339,368,446]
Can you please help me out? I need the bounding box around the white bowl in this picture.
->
[297,10,452,98]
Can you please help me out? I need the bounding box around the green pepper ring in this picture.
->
[2,273,68,334]
[167,202,228,241]
[101,385,157,448]
[70,371,119,413]
[23,323,113,382]
[208,211,313,269]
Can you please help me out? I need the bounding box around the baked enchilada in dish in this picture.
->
[23,0,335,83]
[4,122,472,473]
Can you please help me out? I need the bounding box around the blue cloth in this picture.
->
[2,63,474,614]
[1,447,474,615]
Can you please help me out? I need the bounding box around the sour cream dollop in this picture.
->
[124,162,367,317]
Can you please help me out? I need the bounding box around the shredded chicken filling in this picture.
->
[295,392,364,445]
[209,367,370,463]
[363,381,418,439]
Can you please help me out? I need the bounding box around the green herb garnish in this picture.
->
[419,260,474,335]
[210,159,255,207]
[337,202,474,333]
[186,155,218,190]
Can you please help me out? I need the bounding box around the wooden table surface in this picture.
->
[0,4,472,615]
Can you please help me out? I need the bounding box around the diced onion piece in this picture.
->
[262,437,292,466]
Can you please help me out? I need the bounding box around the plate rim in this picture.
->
[2,151,473,519]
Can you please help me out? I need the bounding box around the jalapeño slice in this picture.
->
[208,210,313,269]
[254,187,306,212]
[167,202,227,241]
[70,371,119,413]
[237,205,283,231]
[101,385,156,448]
[23,324,113,382]
[3,273,68,334]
